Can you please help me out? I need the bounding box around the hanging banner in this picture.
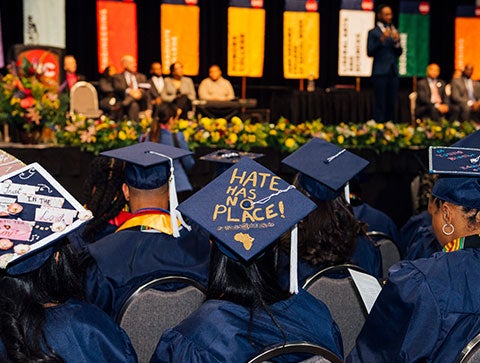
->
[0,10,4,68]
[227,0,265,77]
[338,0,375,77]
[96,0,137,73]
[455,5,480,80]
[398,1,430,77]
[23,0,65,48]
[160,1,200,76]
[283,0,320,79]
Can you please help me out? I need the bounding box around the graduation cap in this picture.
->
[0,163,92,275]
[200,149,264,176]
[429,145,480,209]
[177,157,317,293]
[452,129,480,148]
[0,150,25,177]
[281,138,369,202]
[101,142,193,237]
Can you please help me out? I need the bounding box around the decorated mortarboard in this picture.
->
[0,163,92,275]
[281,138,369,201]
[200,149,265,176]
[0,150,25,177]
[452,129,480,148]
[101,142,192,237]
[429,146,480,209]
[177,157,317,293]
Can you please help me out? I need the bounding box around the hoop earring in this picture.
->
[442,223,455,236]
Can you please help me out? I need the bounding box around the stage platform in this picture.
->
[1,144,429,229]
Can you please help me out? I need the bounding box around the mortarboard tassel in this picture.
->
[290,223,299,294]
[344,182,350,204]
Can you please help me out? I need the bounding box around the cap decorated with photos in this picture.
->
[0,163,92,275]
[177,157,317,263]
[0,150,25,177]
[100,142,192,190]
[429,144,480,209]
[281,137,370,201]
[200,149,265,176]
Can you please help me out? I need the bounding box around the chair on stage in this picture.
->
[116,275,206,363]
[69,81,103,118]
[303,264,371,356]
[366,231,401,279]
[456,332,480,363]
[247,341,343,363]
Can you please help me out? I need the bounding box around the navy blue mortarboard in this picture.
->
[101,142,193,237]
[281,138,369,201]
[0,163,91,275]
[452,129,480,148]
[200,149,264,176]
[429,146,480,209]
[178,157,317,293]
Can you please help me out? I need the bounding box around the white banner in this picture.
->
[338,9,374,77]
[23,0,65,48]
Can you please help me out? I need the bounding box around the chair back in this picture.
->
[116,276,206,363]
[69,81,103,118]
[366,231,401,279]
[457,332,480,363]
[303,264,369,356]
[409,91,417,124]
[247,341,343,363]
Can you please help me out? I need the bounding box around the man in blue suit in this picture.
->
[367,4,403,122]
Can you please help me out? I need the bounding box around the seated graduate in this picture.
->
[84,142,211,319]
[348,138,480,362]
[281,138,383,280]
[150,158,344,362]
[0,163,136,362]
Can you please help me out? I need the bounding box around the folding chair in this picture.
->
[247,341,343,363]
[69,81,103,118]
[366,231,401,279]
[456,332,480,363]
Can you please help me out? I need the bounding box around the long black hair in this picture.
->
[81,156,126,243]
[149,103,178,143]
[0,240,89,362]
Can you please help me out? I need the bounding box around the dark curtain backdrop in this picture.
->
[0,0,474,94]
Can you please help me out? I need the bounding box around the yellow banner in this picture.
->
[455,17,480,80]
[227,7,265,77]
[161,4,199,76]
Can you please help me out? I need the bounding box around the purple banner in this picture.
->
[0,11,4,68]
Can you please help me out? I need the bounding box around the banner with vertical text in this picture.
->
[160,2,199,76]
[283,0,319,79]
[455,5,480,80]
[96,0,137,73]
[227,2,265,78]
[23,0,65,48]
[398,1,430,77]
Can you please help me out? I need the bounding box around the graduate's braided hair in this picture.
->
[81,156,126,243]
[0,240,88,362]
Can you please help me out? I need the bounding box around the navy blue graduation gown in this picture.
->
[0,299,137,362]
[403,225,441,261]
[85,223,211,318]
[351,235,382,278]
[348,248,480,362]
[150,289,343,363]
[398,210,432,256]
[353,203,399,242]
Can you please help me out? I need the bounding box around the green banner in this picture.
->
[398,13,430,77]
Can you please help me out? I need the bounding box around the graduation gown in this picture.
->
[348,244,480,362]
[403,225,441,261]
[353,203,399,243]
[0,299,137,363]
[398,211,432,256]
[85,212,211,318]
[150,289,343,363]
[351,235,383,278]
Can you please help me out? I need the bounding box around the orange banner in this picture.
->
[227,7,265,77]
[161,4,199,76]
[455,17,480,80]
[96,1,137,73]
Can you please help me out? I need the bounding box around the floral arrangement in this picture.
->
[0,58,68,133]
[55,114,149,154]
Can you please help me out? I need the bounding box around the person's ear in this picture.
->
[122,183,130,202]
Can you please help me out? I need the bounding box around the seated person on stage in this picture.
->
[415,63,450,121]
[148,61,165,120]
[98,65,121,119]
[198,64,235,101]
[162,61,196,119]
[113,54,150,121]
[280,138,383,281]
[450,63,480,122]
[0,166,136,362]
[348,135,480,362]
[61,54,85,93]
[84,142,210,319]
[151,158,343,362]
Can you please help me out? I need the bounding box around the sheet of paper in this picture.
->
[348,268,383,314]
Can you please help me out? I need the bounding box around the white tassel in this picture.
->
[289,224,299,294]
[344,182,350,204]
